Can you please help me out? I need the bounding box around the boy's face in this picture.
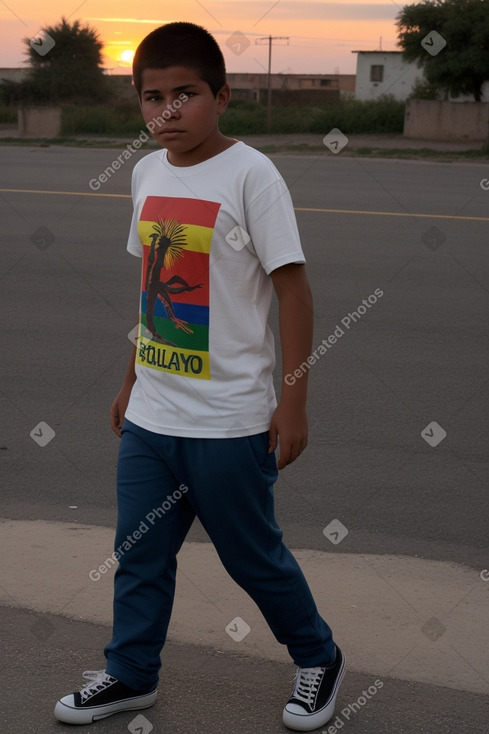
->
[139,66,231,166]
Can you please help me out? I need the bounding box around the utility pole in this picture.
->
[255,36,289,134]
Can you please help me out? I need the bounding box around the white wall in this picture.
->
[354,52,422,101]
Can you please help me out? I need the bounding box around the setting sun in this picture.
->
[119,49,135,64]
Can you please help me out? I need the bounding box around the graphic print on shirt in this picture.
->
[136,196,221,380]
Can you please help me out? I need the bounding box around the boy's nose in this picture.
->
[165,101,182,119]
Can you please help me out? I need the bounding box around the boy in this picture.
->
[54,22,345,731]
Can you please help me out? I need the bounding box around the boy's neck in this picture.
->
[166,132,238,167]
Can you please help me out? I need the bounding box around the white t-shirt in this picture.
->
[124,141,305,438]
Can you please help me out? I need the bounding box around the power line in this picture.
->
[255,35,289,133]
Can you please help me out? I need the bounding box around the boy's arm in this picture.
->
[269,263,314,469]
[110,344,137,437]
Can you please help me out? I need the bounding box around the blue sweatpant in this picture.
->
[104,419,335,690]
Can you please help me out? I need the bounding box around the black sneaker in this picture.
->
[282,646,345,731]
[54,670,157,724]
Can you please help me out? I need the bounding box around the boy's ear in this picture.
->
[216,83,231,115]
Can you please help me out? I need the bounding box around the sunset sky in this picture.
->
[0,1,416,75]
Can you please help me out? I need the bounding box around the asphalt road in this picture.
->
[0,145,488,732]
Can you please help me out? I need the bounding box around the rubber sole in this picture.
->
[53,688,158,725]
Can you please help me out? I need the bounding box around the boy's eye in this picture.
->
[145,92,194,102]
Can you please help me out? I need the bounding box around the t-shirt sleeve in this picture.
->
[244,165,305,275]
[127,163,144,258]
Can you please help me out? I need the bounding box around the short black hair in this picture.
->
[133,22,227,98]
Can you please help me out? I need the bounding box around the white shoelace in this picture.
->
[290,667,325,706]
[79,670,116,703]
[82,670,105,682]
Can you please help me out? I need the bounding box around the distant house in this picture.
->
[227,72,355,94]
[353,50,489,102]
[352,51,422,101]
[226,72,355,104]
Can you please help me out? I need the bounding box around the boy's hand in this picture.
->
[111,344,137,437]
[110,384,133,437]
[269,263,313,469]
[268,401,308,469]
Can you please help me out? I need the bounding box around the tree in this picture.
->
[396,0,489,101]
[21,17,110,103]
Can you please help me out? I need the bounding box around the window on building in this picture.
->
[370,65,384,82]
[320,79,331,87]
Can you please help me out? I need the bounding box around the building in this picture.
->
[227,72,355,96]
[352,51,422,101]
[353,50,489,102]
[226,72,354,105]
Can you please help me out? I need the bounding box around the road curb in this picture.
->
[1,518,487,694]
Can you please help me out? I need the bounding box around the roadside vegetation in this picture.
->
[56,96,406,137]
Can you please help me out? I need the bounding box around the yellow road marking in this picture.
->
[0,187,129,199]
[0,188,488,222]
[295,206,489,222]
